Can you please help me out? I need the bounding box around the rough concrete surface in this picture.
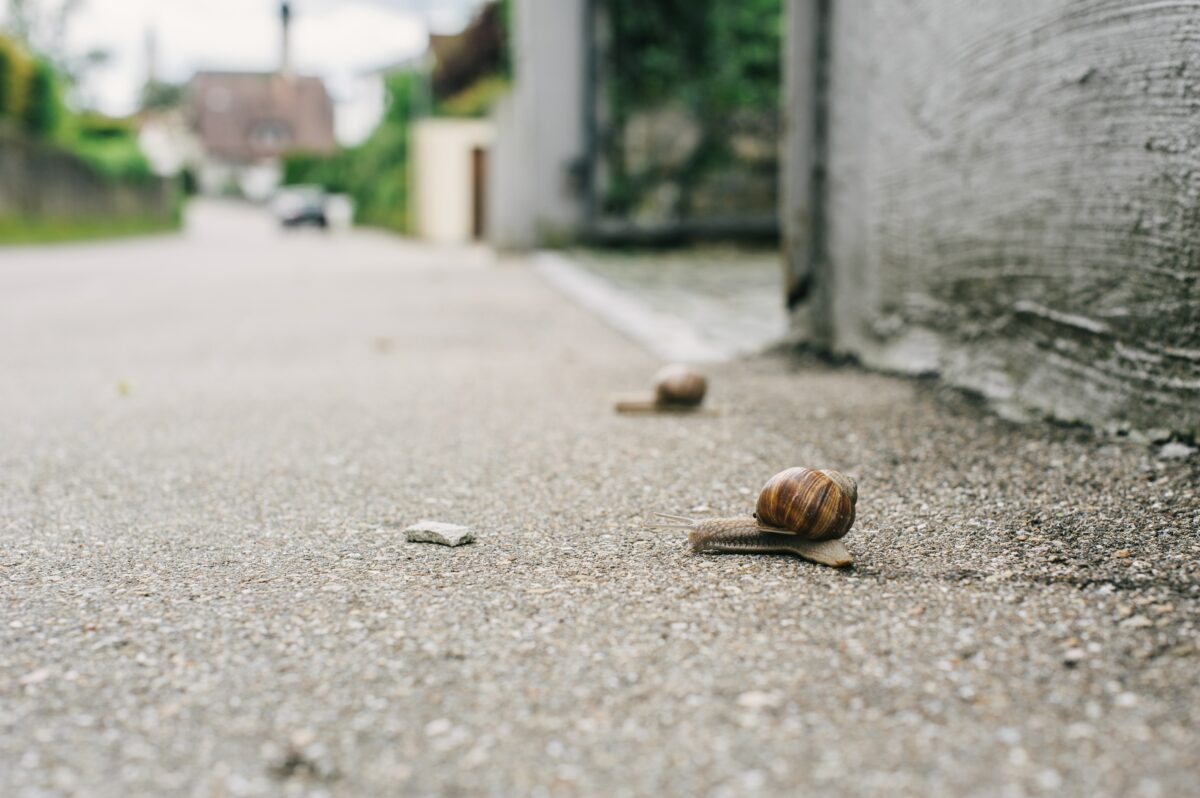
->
[1,203,1198,797]
[785,0,1200,436]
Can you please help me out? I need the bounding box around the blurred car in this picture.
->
[272,185,328,229]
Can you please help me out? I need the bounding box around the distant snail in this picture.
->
[649,467,858,568]
[614,364,708,413]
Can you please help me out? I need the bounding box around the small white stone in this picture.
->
[1157,441,1196,461]
[424,718,453,737]
[737,690,784,710]
[996,727,1021,745]
[18,668,51,686]
[404,521,475,547]
[1036,769,1063,790]
[1066,722,1095,740]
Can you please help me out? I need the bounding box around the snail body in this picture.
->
[615,364,707,413]
[650,467,858,568]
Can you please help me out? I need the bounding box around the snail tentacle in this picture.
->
[643,512,697,530]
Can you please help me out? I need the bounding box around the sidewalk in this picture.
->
[544,247,788,361]
[1,207,1196,796]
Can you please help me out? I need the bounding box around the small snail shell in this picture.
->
[649,467,858,568]
[614,364,707,413]
[653,364,707,407]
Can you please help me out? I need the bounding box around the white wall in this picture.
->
[411,118,494,244]
[489,0,587,249]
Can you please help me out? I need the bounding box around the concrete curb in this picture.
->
[533,251,734,363]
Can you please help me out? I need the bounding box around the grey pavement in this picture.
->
[566,247,787,359]
[1,202,1197,797]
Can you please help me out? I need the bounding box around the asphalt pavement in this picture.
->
[1,202,1197,797]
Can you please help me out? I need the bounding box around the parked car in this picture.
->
[272,185,328,229]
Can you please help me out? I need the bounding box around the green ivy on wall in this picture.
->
[602,0,782,218]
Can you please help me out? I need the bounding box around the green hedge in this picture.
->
[603,0,782,215]
[0,36,62,136]
[23,56,58,135]
[0,34,149,181]
[0,213,179,246]
[0,34,31,122]
[282,71,423,233]
[607,0,780,120]
[67,112,155,181]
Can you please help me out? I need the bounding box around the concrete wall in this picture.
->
[489,0,587,249]
[411,118,494,244]
[0,133,175,223]
[784,0,1200,436]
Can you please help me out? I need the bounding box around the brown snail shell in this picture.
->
[648,466,858,568]
[755,467,856,541]
[614,364,707,413]
[653,364,707,407]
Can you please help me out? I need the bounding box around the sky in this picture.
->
[1,0,488,141]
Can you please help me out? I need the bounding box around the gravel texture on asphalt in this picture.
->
[1,204,1197,797]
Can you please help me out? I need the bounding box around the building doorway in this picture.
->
[471,146,488,241]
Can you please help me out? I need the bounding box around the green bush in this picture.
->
[0,34,33,122]
[348,123,410,230]
[602,0,782,215]
[606,0,780,117]
[282,150,351,193]
[281,71,423,233]
[23,56,59,136]
[69,134,153,181]
[436,74,509,118]
[0,37,59,136]
[0,214,178,245]
[0,38,12,119]
[498,0,513,77]
[66,112,153,181]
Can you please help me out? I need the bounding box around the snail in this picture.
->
[649,467,857,568]
[614,364,708,413]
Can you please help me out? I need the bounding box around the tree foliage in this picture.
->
[139,80,184,112]
[602,0,782,215]
[22,55,58,135]
[606,0,781,115]
[0,33,32,121]
[0,35,59,134]
[67,111,153,180]
[283,71,423,233]
[431,1,505,102]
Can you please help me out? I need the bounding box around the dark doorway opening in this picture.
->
[471,146,488,241]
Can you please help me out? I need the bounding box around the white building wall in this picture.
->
[411,118,494,244]
[489,0,587,249]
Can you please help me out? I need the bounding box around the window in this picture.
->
[249,119,293,149]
